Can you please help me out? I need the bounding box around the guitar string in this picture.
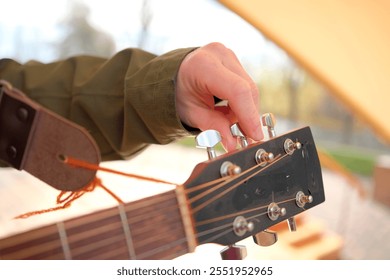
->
[61,151,293,242]
[196,204,270,227]
[64,156,178,186]
[8,201,285,261]
[124,153,300,256]
[137,204,288,257]
[115,154,299,257]
[14,156,178,219]
[186,159,265,203]
[12,150,298,258]
[136,224,237,259]
[57,152,287,221]
[185,153,285,198]
[200,211,269,245]
[190,153,287,213]
[25,187,295,258]
[137,192,295,259]
[185,176,228,195]
[194,196,297,244]
[139,196,299,256]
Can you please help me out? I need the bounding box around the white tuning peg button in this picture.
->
[230,123,248,148]
[195,130,221,160]
[261,113,276,139]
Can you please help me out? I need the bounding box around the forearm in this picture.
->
[0,47,196,161]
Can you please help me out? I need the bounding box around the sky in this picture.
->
[0,0,289,75]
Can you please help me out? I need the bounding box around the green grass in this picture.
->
[324,147,376,176]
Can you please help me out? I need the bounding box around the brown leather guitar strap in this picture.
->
[0,80,101,191]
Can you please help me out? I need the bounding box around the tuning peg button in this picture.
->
[261,113,276,138]
[220,244,247,260]
[287,217,297,232]
[253,230,278,246]
[195,130,221,159]
[230,123,249,148]
[267,202,286,221]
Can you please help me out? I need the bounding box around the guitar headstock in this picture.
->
[182,122,325,253]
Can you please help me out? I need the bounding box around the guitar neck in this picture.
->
[0,188,195,260]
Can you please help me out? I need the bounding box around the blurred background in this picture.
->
[1,0,389,260]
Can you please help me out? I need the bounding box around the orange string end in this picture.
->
[63,156,176,185]
[15,155,175,219]
[14,177,124,219]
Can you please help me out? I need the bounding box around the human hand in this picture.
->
[175,42,263,151]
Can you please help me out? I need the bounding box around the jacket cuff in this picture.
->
[125,47,198,145]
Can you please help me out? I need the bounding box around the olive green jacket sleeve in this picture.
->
[0,48,197,161]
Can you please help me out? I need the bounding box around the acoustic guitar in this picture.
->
[0,126,325,260]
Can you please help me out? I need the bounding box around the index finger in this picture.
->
[206,66,263,141]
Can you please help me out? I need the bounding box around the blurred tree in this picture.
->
[137,0,152,49]
[56,1,115,59]
[318,90,355,144]
[284,60,305,123]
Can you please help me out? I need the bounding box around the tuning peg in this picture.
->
[287,217,297,232]
[255,149,275,167]
[220,244,247,260]
[296,191,313,208]
[195,130,221,160]
[261,113,276,138]
[268,202,286,221]
[284,190,313,233]
[253,230,278,246]
[230,123,248,148]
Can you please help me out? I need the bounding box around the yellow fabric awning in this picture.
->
[219,0,390,144]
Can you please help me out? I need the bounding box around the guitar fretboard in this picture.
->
[0,190,190,260]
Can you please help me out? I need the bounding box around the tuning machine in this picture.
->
[253,113,299,249]
[220,216,254,260]
[261,113,276,139]
[263,113,299,233]
[195,130,221,159]
[255,149,274,167]
[296,191,313,208]
[253,230,278,247]
[220,244,247,260]
[230,123,248,148]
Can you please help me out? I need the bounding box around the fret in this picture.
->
[62,206,129,260]
[118,204,136,259]
[57,222,71,260]
[121,190,191,259]
[0,189,194,260]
